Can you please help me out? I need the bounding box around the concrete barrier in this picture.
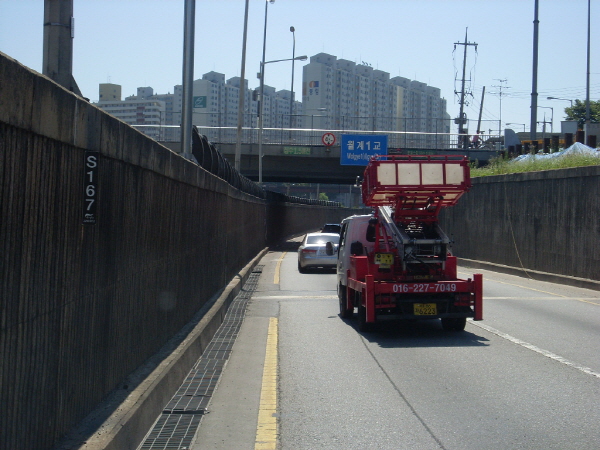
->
[0,51,355,450]
[440,166,600,287]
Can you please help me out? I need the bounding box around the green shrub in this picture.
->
[471,153,600,177]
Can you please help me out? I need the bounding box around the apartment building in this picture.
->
[96,54,446,148]
[98,76,298,143]
[96,84,181,141]
[302,52,449,147]
[99,83,121,102]
[97,84,167,140]
[190,72,299,141]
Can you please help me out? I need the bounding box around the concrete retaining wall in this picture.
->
[0,52,355,450]
[440,166,600,285]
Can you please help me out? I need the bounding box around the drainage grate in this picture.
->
[140,414,202,450]
[139,266,263,450]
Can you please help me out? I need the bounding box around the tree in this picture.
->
[564,99,600,129]
[318,192,329,201]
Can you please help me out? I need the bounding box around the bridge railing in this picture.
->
[134,125,502,151]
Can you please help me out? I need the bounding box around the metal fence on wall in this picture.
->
[134,114,502,151]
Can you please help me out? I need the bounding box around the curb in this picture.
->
[458,258,600,291]
[68,248,269,450]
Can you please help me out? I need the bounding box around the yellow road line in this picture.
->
[255,317,278,450]
[576,299,600,306]
[274,252,286,285]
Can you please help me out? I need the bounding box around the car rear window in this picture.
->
[322,225,341,233]
[306,235,339,245]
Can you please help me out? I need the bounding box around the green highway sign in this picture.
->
[283,146,311,155]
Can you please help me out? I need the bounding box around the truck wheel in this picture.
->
[441,317,466,331]
[339,286,353,319]
[454,317,467,331]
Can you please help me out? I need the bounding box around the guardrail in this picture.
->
[134,124,502,151]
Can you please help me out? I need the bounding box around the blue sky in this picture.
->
[1,0,598,135]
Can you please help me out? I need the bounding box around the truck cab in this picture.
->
[335,214,373,308]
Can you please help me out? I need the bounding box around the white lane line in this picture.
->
[470,321,600,379]
[252,295,337,300]
[483,297,600,303]
[484,297,569,300]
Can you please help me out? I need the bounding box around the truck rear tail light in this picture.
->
[454,294,472,306]
[375,295,393,305]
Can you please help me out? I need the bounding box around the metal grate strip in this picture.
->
[138,266,263,449]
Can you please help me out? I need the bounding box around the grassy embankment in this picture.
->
[470,152,600,177]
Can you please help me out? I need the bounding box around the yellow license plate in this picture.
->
[374,253,394,267]
[414,303,437,315]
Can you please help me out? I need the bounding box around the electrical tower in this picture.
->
[454,28,478,149]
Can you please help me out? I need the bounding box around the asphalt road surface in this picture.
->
[190,242,600,450]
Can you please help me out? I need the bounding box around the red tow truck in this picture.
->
[331,155,483,331]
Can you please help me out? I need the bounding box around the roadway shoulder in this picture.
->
[58,248,269,450]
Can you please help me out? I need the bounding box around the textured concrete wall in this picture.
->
[0,52,355,450]
[440,166,600,283]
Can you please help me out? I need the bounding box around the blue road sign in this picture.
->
[340,134,388,166]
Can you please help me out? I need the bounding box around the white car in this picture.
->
[297,232,340,272]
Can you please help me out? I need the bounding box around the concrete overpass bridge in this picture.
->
[160,126,502,184]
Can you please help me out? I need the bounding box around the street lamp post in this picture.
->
[258,0,274,185]
[289,26,296,129]
[180,0,196,160]
[234,0,250,172]
[547,96,573,107]
[258,55,307,183]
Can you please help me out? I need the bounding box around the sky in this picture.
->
[1,0,598,136]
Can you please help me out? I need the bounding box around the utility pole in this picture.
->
[585,0,591,141]
[234,0,250,172]
[43,0,82,96]
[530,0,540,141]
[490,78,510,135]
[181,0,195,161]
[454,28,477,149]
[537,114,551,146]
[476,86,485,135]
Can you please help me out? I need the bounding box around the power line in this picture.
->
[471,81,598,98]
